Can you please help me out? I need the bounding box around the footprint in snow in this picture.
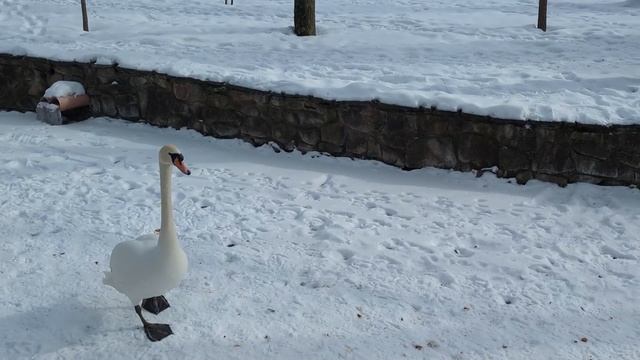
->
[337,249,355,261]
[502,295,516,305]
[123,181,142,191]
[373,219,392,227]
[436,272,456,287]
[299,270,337,289]
[454,248,475,258]
[601,246,637,260]
[407,241,435,254]
[224,252,240,263]
[380,241,398,251]
[376,254,401,266]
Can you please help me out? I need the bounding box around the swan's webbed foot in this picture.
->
[135,305,173,342]
[142,295,170,315]
[143,322,173,342]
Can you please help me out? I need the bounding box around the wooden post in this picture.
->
[81,0,89,32]
[537,0,547,32]
[294,0,316,36]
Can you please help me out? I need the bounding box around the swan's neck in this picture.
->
[159,163,177,249]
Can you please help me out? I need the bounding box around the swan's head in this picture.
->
[159,144,191,175]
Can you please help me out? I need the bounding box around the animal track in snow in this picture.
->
[298,270,338,289]
[375,254,401,266]
[601,245,637,260]
[337,248,355,261]
[454,247,475,258]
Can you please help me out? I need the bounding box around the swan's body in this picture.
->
[103,232,187,304]
[103,144,191,342]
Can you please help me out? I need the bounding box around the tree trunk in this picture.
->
[81,0,89,32]
[294,0,316,36]
[537,0,547,32]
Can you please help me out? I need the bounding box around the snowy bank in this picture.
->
[0,111,639,359]
[3,54,640,187]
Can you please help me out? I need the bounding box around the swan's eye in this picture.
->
[169,153,184,163]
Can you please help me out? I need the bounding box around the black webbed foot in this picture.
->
[141,295,170,315]
[143,322,173,342]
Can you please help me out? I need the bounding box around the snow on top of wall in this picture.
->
[1,0,639,125]
[43,81,86,98]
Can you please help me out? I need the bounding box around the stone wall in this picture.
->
[1,53,639,186]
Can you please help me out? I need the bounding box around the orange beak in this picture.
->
[173,159,191,175]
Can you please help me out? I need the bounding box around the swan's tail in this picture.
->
[103,271,114,287]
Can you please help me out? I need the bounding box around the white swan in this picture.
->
[104,144,191,341]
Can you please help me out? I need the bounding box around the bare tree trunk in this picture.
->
[537,0,547,32]
[81,0,89,32]
[294,0,316,36]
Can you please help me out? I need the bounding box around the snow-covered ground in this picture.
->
[1,0,639,124]
[0,111,638,359]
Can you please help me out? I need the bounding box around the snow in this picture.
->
[43,81,86,99]
[1,0,639,125]
[1,111,638,359]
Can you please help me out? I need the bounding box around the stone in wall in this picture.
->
[498,146,530,178]
[344,127,368,158]
[406,137,457,169]
[456,133,499,171]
